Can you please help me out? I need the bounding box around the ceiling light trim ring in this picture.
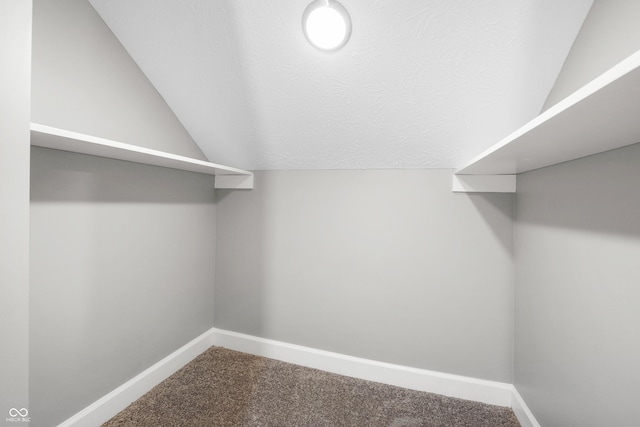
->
[302,0,352,52]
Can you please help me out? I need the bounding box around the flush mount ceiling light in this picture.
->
[303,0,352,51]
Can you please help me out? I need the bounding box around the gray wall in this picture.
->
[514,143,640,426]
[543,0,640,110]
[30,148,217,426]
[29,0,218,424]
[31,0,206,159]
[516,1,640,425]
[215,170,515,382]
[0,0,31,421]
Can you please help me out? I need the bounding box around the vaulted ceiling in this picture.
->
[89,0,593,170]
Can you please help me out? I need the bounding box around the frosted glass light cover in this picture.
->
[303,0,352,51]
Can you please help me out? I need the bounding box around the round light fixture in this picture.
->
[302,0,352,51]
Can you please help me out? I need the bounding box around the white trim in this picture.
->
[211,328,514,407]
[57,329,215,427]
[510,387,542,427]
[58,327,540,425]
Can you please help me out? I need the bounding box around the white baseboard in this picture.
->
[59,327,540,426]
[511,387,542,427]
[211,328,514,407]
[57,329,215,427]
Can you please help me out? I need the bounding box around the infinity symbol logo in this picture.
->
[8,408,28,417]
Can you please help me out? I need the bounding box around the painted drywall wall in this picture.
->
[28,1,219,424]
[29,148,217,426]
[31,0,206,160]
[518,1,640,423]
[543,0,640,109]
[0,0,31,422]
[215,170,514,382]
[514,143,640,426]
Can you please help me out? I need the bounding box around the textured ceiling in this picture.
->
[89,0,592,170]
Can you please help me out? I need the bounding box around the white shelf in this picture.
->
[456,49,640,177]
[30,123,253,189]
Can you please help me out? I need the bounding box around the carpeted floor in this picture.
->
[103,347,520,426]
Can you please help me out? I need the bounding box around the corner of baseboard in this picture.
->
[510,386,542,427]
[58,327,540,427]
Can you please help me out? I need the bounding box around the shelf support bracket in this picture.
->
[215,174,254,190]
[452,174,516,193]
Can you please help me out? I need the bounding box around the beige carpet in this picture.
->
[103,347,520,426]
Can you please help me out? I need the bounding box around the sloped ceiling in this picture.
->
[89,0,592,170]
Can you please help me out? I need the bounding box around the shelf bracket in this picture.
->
[215,174,254,190]
[452,174,516,193]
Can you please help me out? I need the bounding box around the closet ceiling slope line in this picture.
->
[29,123,254,189]
[452,48,640,193]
